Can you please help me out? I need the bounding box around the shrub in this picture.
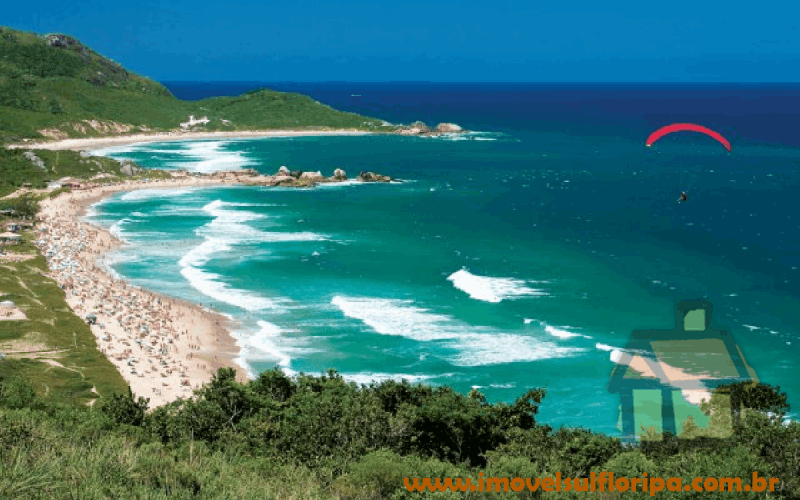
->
[550,428,623,477]
[331,449,413,500]
[100,387,149,426]
[600,450,658,477]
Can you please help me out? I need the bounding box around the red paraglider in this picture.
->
[646,123,731,151]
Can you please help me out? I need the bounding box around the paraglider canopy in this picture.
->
[646,123,731,151]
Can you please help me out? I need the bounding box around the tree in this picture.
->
[729,382,790,429]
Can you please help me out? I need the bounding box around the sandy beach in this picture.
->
[8,129,373,151]
[35,175,250,407]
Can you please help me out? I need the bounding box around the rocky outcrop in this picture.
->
[239,168,397,187]
[436,123,463,132]
[300,171,324,181]
[229,168,259,177]
[46,34,83,49]
[395,121,466,137]
[277,166,290,175]
[23,151,47,171]
[272,175,296,186]
[397,121,431,136]
[119,160,143,176]
[356,171,394,183]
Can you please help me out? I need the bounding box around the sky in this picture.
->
[7,0,800,82]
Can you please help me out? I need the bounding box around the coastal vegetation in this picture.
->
[0,367,798,498]
[0,248,128,406]
[0,147,141,197]
[0,147,169,197]
[0,26,390,145]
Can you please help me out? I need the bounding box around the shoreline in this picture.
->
[36,176,249,408]
[8,128,374,151]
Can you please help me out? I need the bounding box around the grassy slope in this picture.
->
[0,26,388,144]
[0,150,174,402]
[0,250,129,405]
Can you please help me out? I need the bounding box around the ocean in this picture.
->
[86,83,800,437]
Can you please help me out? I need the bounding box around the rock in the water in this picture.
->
[278,166,290,175]
[300,171,324,181]
[356,171,393,183]
[289,170,303,179]
[333,168,347,180]
[436,123,463,132]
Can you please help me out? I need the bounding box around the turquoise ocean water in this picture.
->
[86,84,800,436]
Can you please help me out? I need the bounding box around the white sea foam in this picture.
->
[742,324,762,331]
[332,296,455,341]
[489,383,516,389]
[447,268,548,303]
[180,263,281,311]
[169,140,256,173]
[177,200,297,312]
[442,134,468,141]
[244,321,292,367]
[236,320,333,379]
[85,200,108,219]
[424,131,501,142]
[109,218,132,242]
[342,372,436,386]
[95,140,256,173]
[451,333,584,366]
[262,232,329,242]
[87,144,140,159]
[119,188,196,202]
[544,324,584,339]
[523,318,535,324]
[609,348,625,364]
[313,179,365,188]
[331,295,585,366]
[595,343,620,352]
[149,207,204,217]
[235,321,296,379]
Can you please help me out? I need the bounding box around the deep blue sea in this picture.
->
[87,83,800,437]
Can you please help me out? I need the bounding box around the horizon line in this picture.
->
[160,80,800,85]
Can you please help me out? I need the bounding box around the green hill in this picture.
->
[0,27,386,144]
